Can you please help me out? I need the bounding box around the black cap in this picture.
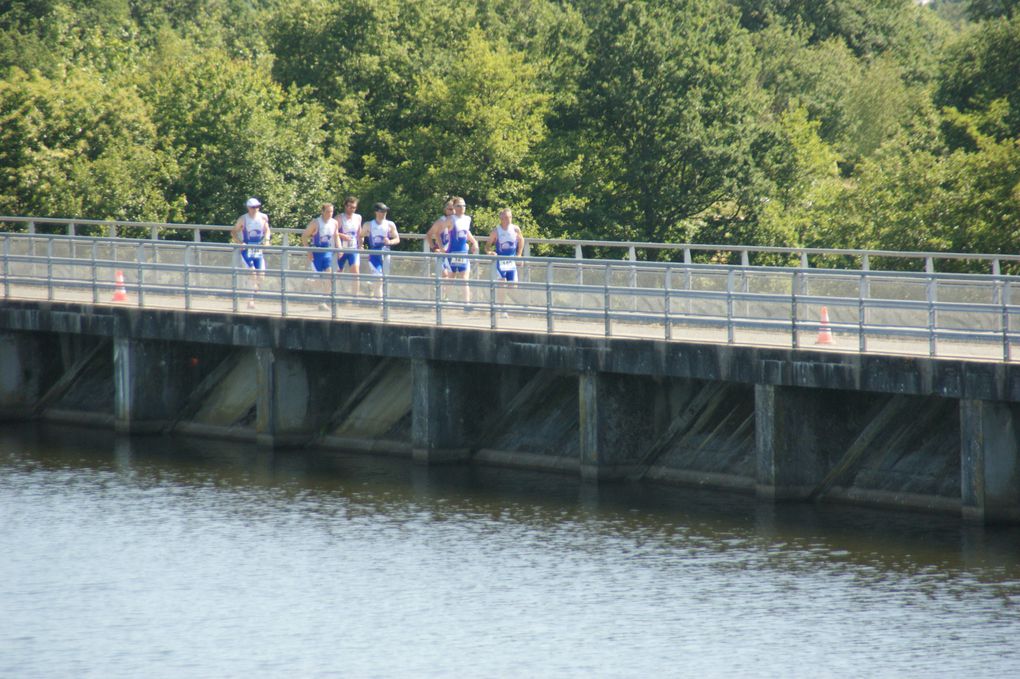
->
[373,202,389,212]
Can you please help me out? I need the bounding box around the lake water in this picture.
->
[2,422,1019,678]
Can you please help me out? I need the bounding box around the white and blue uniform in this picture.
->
[310,216,338,272]
[447,214,472,274]
[337,212,362,270]
[240,213,269,270]
[494,225,520,282]
[366,219,394,274]
[437,215,452,273]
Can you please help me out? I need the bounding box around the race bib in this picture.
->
[451,257,468,266]
[498,259,515,271]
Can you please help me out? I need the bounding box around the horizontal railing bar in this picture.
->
[6,216,1020,268]
[6,232,1020,285]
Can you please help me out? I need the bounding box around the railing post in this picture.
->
[604,263,611,337]
[683,248,693,315]
[232,263,239,313]
[546,260,554,334]
[382,265,390,322]
[184,245,192,311]
[927,274,937,357]
[664,267,672,341]
[799,251,809,298]
[28,221,35,235]
[858,272,867,353]
[726,268,735,344]
[150,225,159,241]
[925,257,935,274]
[67,223,75,237]
[489,261,497,330]
[46,236,54,301]
[740,250,749,267]
[792,270,800,349]
[1002,281,1011,362]
[193,228,201,243]
[1003,281,1011,362]
[2,237,9,300]
[993,260,1002,306]
[280,264,287,316]
[109,223,117,239]
[91,241,98,304]
[435,254,443,326]
[330,264,337,321]
[137,253,145,308]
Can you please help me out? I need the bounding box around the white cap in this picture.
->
[245,197,261,208]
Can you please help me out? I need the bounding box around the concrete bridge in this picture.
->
[2,221,1020,524]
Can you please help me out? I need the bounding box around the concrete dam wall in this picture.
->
[0,300,1017,524]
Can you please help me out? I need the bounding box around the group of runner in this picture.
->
[230,195,525,308]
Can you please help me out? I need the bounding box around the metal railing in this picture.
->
[3,231,1019,363]
[4,215,1020,274]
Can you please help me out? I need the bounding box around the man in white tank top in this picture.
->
[336,195,362,297]
[358,202,400,299]
[231,197,271,309]
[426,199,455,280]
[301,203,339,311]
[486,208,525,315]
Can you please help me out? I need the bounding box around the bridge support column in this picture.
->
[412,359,475,463]
[114,337,197,433]
[579,371,657,481]
[961,399,1020,524]
[754,384,826,500]
[255,347,317,448]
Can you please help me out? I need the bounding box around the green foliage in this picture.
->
[139,48,338,229]
[965,0,1019,19]
[936,13,1020,141]
[0,67,182,220]
[556,0,767,245]
[0,0,1015,266]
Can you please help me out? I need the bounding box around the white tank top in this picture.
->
[339,212,362,242]
[313,216,338,247]
[242,213,268,245]
[368,220,392,250]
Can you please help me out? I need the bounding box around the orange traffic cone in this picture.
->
[112,270,128,302]
[815,306,834,345]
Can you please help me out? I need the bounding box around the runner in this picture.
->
[486,208,525,316]
[231,197,271,309]
[359,202,400,298]
[301,203,339,311]
[426,199,454,279]
[336,195,362,296]
[446,196,478,306]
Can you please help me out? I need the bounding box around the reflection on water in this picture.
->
[2,423,1019,678]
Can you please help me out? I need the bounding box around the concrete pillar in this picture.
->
[579,371,657,481]
[255,347,312,447]
[961,399,1020,524]
[114,337,197,433]
[411,359,476,463]
[754,384,826,500]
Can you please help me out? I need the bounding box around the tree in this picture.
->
[936,13,1020,141]
[559,0,766,244]
[965,0,1019,19]
[356,27,550,231]
[140,48,338,228]
[0,66,182,222]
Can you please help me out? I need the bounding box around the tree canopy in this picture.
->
[1,0,1018,264]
